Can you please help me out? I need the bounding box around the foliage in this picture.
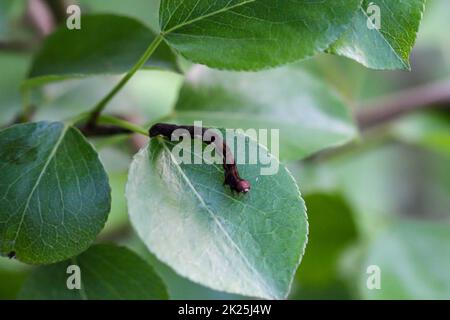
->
[1,0,448,300]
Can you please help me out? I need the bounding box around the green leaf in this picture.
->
[159,0,360,70]
[18,244,168,299]
[128,236,246,299]
[0,53,30,126]
[25,14,179,87]
[126,134,308,299]
[169,66,357,161]
[291,194,358,299]
[361,221,450,299]
[329,0,426,70]
[0,258,30,299]
[78,0,161,32]
[0,121,111,264]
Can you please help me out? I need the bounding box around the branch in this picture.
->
[0,41,37,52]
[357,79,450,129]
[42,0,70,24]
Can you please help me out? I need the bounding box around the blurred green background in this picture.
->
[0,0,449,300]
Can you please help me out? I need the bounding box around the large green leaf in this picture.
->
[169,66,357,160]
[128,236,246,299]
[25,14,179,87]
[78,0,161,32]
[19,244,168,299]
[329,0,426,70]
[0,122,111,264]
[361,221,450,299]
[126,134,308,299]
[159,0,360,70]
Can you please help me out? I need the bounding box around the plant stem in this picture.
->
[20,87,32,122]
[98,115,148,136]
[88,34,164,125]
[357,78,450,129]
[66,112,90,126]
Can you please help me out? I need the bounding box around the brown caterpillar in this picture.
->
[149,123,251,194]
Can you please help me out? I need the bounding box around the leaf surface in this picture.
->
[0,122,110,264]
[159,0,360,70]
[126,133,308,299]
[329,0,426,70]
[26,14,179,87]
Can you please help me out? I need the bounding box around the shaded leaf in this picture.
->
[25,14,179,87]
[169,66,357,160]
[0,121,110,264]
[126,133,308,299]
[159,0,360,70]
[19,244,168,299]
[291,194,358,299]
[329,0,426,70]
[78,0,161,32]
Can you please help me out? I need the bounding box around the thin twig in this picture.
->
[26,0,56,37]
[87,34,164,126]
[0,41,37,52]
[357,79,450,129]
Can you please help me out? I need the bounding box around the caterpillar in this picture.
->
[149,123,251,194]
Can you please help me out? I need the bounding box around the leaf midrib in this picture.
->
[12,124,69,245]
[161,0,257,35]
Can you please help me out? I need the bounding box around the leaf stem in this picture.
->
[21,87,31,121]
[88,34,164,124]
[357,78,450,129]
[98,115,148,136]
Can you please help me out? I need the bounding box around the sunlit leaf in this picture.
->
[25,14,179,87]
[126,133,308,299]
[170,66,357,161]
[329,0,426,70]
[159,0,360,70]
